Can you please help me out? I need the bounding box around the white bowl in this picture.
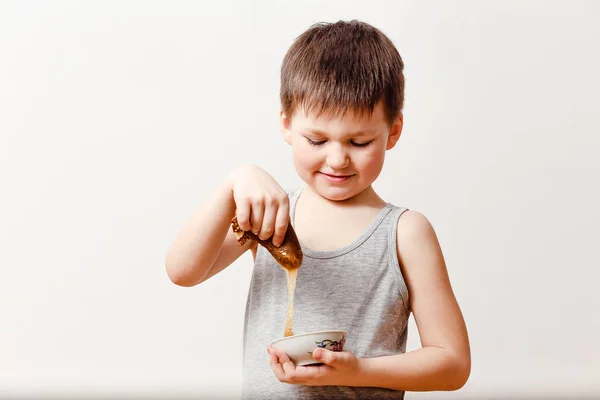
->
[270,330,347,366]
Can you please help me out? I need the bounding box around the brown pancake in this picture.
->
[231,216,302,270]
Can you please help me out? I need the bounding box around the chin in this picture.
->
[311,182,361,202]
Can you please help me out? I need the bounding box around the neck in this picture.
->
[301,184,386,209]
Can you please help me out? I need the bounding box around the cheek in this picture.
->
[292,144,320,169]
[356,146,385,167]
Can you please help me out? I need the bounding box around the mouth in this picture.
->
[319,172,354,182]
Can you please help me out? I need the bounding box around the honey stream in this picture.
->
[283,267,298,337]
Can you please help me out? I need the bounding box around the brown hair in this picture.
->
[280,20,405,127]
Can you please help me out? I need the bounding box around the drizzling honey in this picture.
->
[230,216,303,338]
[283,267,298,337]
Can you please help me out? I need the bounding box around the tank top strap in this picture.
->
[287,187,302,226]
[386,205,411,313]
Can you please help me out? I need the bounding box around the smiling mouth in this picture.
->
[322,172,351,176]
[320,172,355,179]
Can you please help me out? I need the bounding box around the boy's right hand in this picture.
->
[227,165,290,247]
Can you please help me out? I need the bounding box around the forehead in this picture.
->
[291,102,388,133]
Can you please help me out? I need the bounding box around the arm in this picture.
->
[355,210,471,391]
[165,165,289,287]
[165,179,251,286]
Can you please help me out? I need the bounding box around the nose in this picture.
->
[326,143,350,170]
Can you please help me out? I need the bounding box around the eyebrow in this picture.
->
[305,129,373,137]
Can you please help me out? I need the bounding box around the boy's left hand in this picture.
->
[267,345,361,386]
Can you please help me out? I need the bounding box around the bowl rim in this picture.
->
[270,330,348,345]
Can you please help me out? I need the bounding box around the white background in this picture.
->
[1,1,599,399]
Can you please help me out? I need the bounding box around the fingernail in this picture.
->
[313,348,322,359]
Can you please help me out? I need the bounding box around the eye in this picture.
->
[307,138,326,146]
[351,140,373,148]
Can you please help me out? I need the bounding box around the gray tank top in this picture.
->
[241,188,410,399]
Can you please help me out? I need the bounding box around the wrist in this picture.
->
[350,356,370,387]
[225,164,256,191]
[224,167,239,192]
[217,175,237,212]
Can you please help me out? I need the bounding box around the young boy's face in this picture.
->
[281,101,402,201]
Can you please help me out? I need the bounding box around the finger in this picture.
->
[292,364,327,382]
[314,348,339,366]
[272,198,289,247]
[250,199,264,235]
[276,348,299,382]
[268,346,286,382]
[235,200,252,232]
[258,198,277,241]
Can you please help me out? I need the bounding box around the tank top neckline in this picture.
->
[289,187,394,259]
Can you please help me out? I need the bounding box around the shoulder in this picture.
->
[394,210,445,277]
[395,210,438,245]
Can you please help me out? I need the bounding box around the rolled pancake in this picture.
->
[231,216,302,270]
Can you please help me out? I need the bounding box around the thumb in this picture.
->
[313,348,344,366]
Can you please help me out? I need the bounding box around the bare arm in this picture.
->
[165,180,250,286]
[165,165,289,287]
[354,210,471,391]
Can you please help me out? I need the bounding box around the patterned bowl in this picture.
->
[270,330,347,366]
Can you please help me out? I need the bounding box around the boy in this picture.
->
[166,19,470,399]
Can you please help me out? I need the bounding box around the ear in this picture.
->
[280,110,292,145]
[386,113,403,150]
